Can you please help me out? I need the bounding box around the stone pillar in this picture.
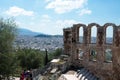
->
[83,26,89,68]
[96,47,104,77]
[83,47,89,68]
[112,47,120,80]
[71,26,77,64]
[112,29,120,80]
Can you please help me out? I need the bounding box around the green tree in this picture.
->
[48,48,62,61]
[53,48,62,57]
[17,48,44,70]
[0,18,17,53]
[0,18,17,79]
[44,49,48,66]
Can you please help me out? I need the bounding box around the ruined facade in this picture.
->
[63,23,120,80]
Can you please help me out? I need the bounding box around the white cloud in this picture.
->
[55,20,79,28]
[41,14,51,23]
[38,19,79,34]
[46,0,87,14]
[42,14,51,19]
[30,22,35,25]
[5,6,34,16]
[15,21,21,25]
[79,8,92,16]
[16,13,79,35]
[41,15,78,29]
[45,0,51,2]
[25,17,79,35]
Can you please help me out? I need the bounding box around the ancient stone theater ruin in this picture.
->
[63,23,120,80]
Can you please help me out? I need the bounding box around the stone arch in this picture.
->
[103,23,117,45]
[76,24,87,44]
[87,23,100,44]
[75,24,87,60]
[79,27,84,43]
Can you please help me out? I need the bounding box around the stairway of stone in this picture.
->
[75,68,99,80]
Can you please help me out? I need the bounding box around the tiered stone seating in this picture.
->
[74,68,99,80]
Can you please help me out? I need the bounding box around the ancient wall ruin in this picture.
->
[63,23,120,80]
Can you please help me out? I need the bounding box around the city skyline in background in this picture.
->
[0,0,120,37]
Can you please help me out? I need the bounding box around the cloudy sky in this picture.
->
[0,0,120,36]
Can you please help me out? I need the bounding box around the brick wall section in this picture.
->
[63,23,120,80]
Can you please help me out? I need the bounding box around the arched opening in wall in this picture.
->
[79,27,84,43]
[78,49,84,60]
[105,49,112,62]
[106,26,113,44]
[90,49,97,61]
[91,26,97,43]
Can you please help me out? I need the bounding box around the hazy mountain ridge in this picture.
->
[18,28,63,37]
[35,34,63,38]
[18,28,46,36]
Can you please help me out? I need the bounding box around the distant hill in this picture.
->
[17,28,63,37]
[35,34,63,38]
[18,28,45,36]
[35,34,52,37]
[53,35,63,37]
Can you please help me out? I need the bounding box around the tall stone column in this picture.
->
[83,27,89,68]
[112,47,120,80]
[71,26,77,64]
[96,47,104,78]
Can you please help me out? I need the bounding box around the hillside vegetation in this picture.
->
[0,18,62,79]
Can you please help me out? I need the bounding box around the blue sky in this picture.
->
[0,0,120,36]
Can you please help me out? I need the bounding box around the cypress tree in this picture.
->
[44,49,48,66]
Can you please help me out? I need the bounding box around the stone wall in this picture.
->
[63,23,120,80]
